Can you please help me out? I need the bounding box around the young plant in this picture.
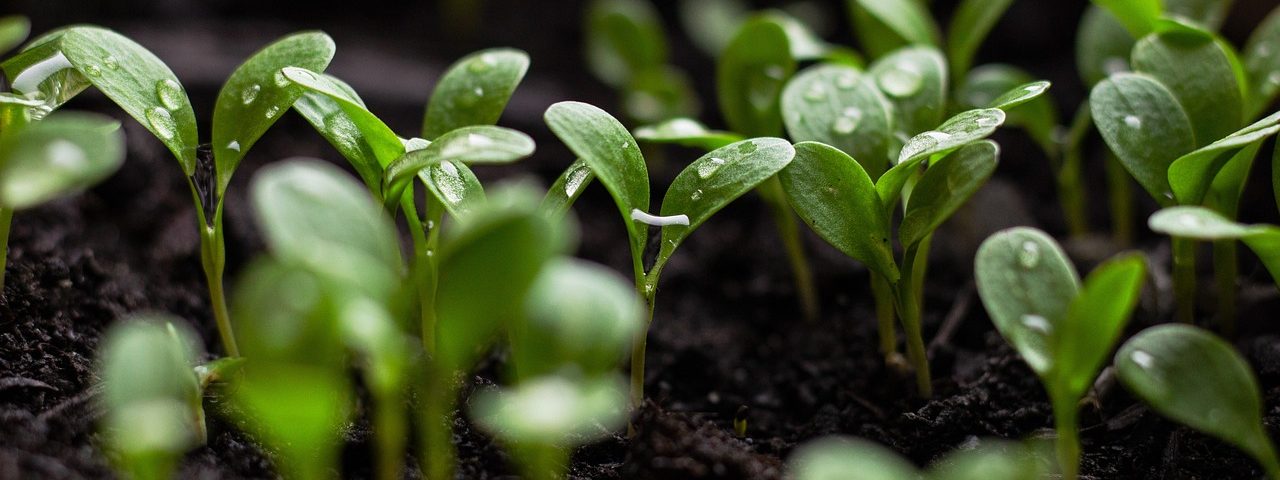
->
[1115,324,1280,479]
[543,100,795,408]
[789,435,1048,480]
[0,112,124,290]
[975,227,1146,480]
[1089,4,1280,328]
[1148,206,1280,288]
[97,316,203,480]
[1,26,338,356]
[584,0,698,124]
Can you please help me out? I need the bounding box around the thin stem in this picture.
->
[1105,153,1133,247]
[1172,236,1197,324]
[199,222,238,357]
[422,372,457,480]
[1053,393,1081,480]
[374,387,406,480]
[870,272,898,360]
[1058,104,1093,238]
[630,278,657,418]
[515,443,567,480]
[760,178,819,321]
[895,244,932,397]
[1213,240,1237,336]
[0,207,12,295]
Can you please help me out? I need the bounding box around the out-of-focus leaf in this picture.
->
[947,0,1015,78]
[0,112,124,209]
[1094,0,1163,38]
[1077,6,1137,86]
[717,16,795,137]
[1149,206,1280,285]
[0,16,30,55]
[848,0,939,59]
[585,0,667,87]
[1243,6,1280,118]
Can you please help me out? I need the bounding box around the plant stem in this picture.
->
[1172,236,1197,324]
[199,221,238,357]
[374,387,406,480]
[896,244,932,397]
[1052,394,1081,480]
[870,272,898,361]
[1057,105,1092,238]
[411,196,443,355]
[0,207,12,295]
[630,278,657,416]
[760,178,819,321]
[1213,240,1237,336]
[1105,153,1133,247]
[422,372,456,480]
[515,443,566,480]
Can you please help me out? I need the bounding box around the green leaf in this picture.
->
[0,15,30,55]
[986,80,1053,111]
[958,66,1058,153]
[1243,6,1280,118]
[1094,0,1163,38]
[1168,111,1280,205]
[585,0,667,87]
[1090,72,1196,202]
[1115,325,1280,474]
[975,227,1081,376]
[0,29,89,118]
[231,259,346,364]
[789,436,919,480]
[899,140,1000,248]
[850,0,940,52]
[771,12,834,61]
[1077,6,1137,86]
[0,112,124,209]
[52,27,199,173]
[541,159,595,218]
[545,101,650,258]
[1164,0,1235,30]
[1148,206,1280,285]
[250,159,403,301]
[212,31,336,196]
[513,258,643,379]
[867,46,948,136]
[285,68,403,192]
[231,364,351,480]
[677,0,749,56]
[633,117,743,151]
[1131,26,1243,146]
[382,125,534,205]
[1053,253,1146,398]
[947,0,1015,79]
[928,441,1050,480]
[781,63,896,179]
[473,376,628,445]
[717,16,795,137]
[876,108,1006,207]
[657,138,795,259]
[779,142,898,281]
[418,160,486,220]
[622,65,701,124]
[423,48,529,140]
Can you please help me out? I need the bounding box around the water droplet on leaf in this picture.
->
[156,79,184,111]
[103,56,119,70]
[697,157,726,179]
[836,72,858,90]
[242,84,261,105]
[83,64,101,76]
[264,105,281,119]
[432,161,466,204]
[226,140,241,152]
[146,107,176,140]
[690,189,703,201]
[1020,314,1052,334]
[47,139,87,170]
[1018,241,1040,268]
[877,63,923,98]
[1124,115,1142,129]
[564,166,589,196]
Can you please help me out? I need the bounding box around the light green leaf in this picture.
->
[657,138,795,259]
[0,16,30,56]
[975,227,1081,376]
[1164,0,1235,30]
[622,65,701,124]
[1094,0,1163,38]
[947,0,1015,78]
[285,68,403,192]
[1132,26,1243,146]
[585,0,667,87]
[876,108,1006,207]
[789,436,918,480]
[781,63,896,179]
[779,142,897,281]
[678,0,749,56]
[987,80,1053,111]
[867,46,948,136]
[382,125,534,205]
[1115,325,1280,475]
[423,48,529,140]
[1053,253,1146,398]
[418,160,486,220]
[0,29,88,118]
[1148,206,1280,285]
[1168,111,1280,204]
[633,117,743,151]
[212,31,336,195]
[541,159,595,218]
[545,101,650,258]
[849,0,939,55]
[771,12,833,61]
[473,376,628,445]
[1243,6,1280,118]
[928,440,1050,480]
[1077,6,1137,86]
[717,16,795,137]
[231,364,350,480]
[899,140,999,248]
[1090,72,1196,202]
[958,66,1057,153]
[0,112,124,209]
[231,259,346,364]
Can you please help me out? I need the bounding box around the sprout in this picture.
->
[1115,324,1280,479]
[789,436,1048,480]
[976,227,1146,480]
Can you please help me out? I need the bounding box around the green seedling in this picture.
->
[544,100,795,409]
[1149,206,1280,287]
[98,316,203,480]
[975,227,1146,480]
[1,26,337,356]
[789,435,1049,480]
[585,0,698,124]
[0,112,124,290]
[1115,324,1280,479]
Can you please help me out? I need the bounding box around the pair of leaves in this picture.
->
[976,227,1146,402]
[790,436,1048,480]
[1149,206,1280,286]
[0,112,124,209]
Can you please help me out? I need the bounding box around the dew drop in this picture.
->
[1269,72,1280,86]
[226,140,241,152]
[83,64,101,77]
[468,133,494,147]
[1123,115,1142,129]
[468,54,494,73]
[241,84,261,105]
[1020,314,1052,335]
[1131,350,1155,369]
[156,79,184,111]
[473,86,485,97]
[564,166,589,196]
[690,189,703,201]
[146,107,176,140]
[432,161,466,204]
[264,105,281,119]
[274,70,291,87]
[1018,241,1040,268]
[833,116,858,135]
[804,84,826,101]
[697,157,727,179]
[621,141,631,150]
[877,63,923,98]
[103,56,119,70]
[836,72,859,90]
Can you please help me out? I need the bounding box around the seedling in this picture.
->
[97,316,203,480]
[1149,206,1280,288]
[0,112,124,290]
[975,227,1146,480]
[544,100,795,408]
[584,0,698,124]
[1115,324,1280,479]
[1,27,338,356]
[789,435,1048,480]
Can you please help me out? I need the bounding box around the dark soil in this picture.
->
[5,0,1280,479]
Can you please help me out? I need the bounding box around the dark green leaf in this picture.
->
[285,68,403,192]
[212,31,336,195]
[545,101,650,258]
[423,48,529,140]
[958,66,1058,153]
[1164,0,1235,30]
[771,12,833,61]
[1132,26,1243,146]
[779,142,897,281]
[1089,72,1196,202]
[1094,0,1163,38]
[987,80,1052,111]
[947,0,1015,78]
[0,16,30,55]
[1168,111,1280,205]
[585,0,667,87]
[1243,6,1280,118]
[876,108,1006,207]
[717,16,795,137]
[383,126,534,204]
[541,159,595,218]
[0,112,124,209]
[975,227,1081,376]
[1149,206,1280,285]
[849,0,939,52]
[633,117,743,151]
[1077,6,1137,86]
[899,140,999,248]
[657,138,795,260]
[1115,325,1280,474]
[781,64,896,179]
[418,160,486,220]
[1053,253,1146,398]
[867,46,948,136]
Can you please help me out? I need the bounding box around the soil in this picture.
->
[5,0,1280,479]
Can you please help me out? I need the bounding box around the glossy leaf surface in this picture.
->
[423,48,529,140]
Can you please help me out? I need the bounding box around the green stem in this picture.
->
[374,387,406,480]
[760,178,819,321]
[0,207,12,295]
[631,277,657,415]
[422,372,457,480]
[199,219,238,357]
[515,443,567,480]
[1105,153,1133,247]
[870,272,897,360]
[1058,104,1093,238]
[1213,240,1237,336]
[1172,236,1197,324]
[895,244,932,397]
[1053,393,1081,480]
